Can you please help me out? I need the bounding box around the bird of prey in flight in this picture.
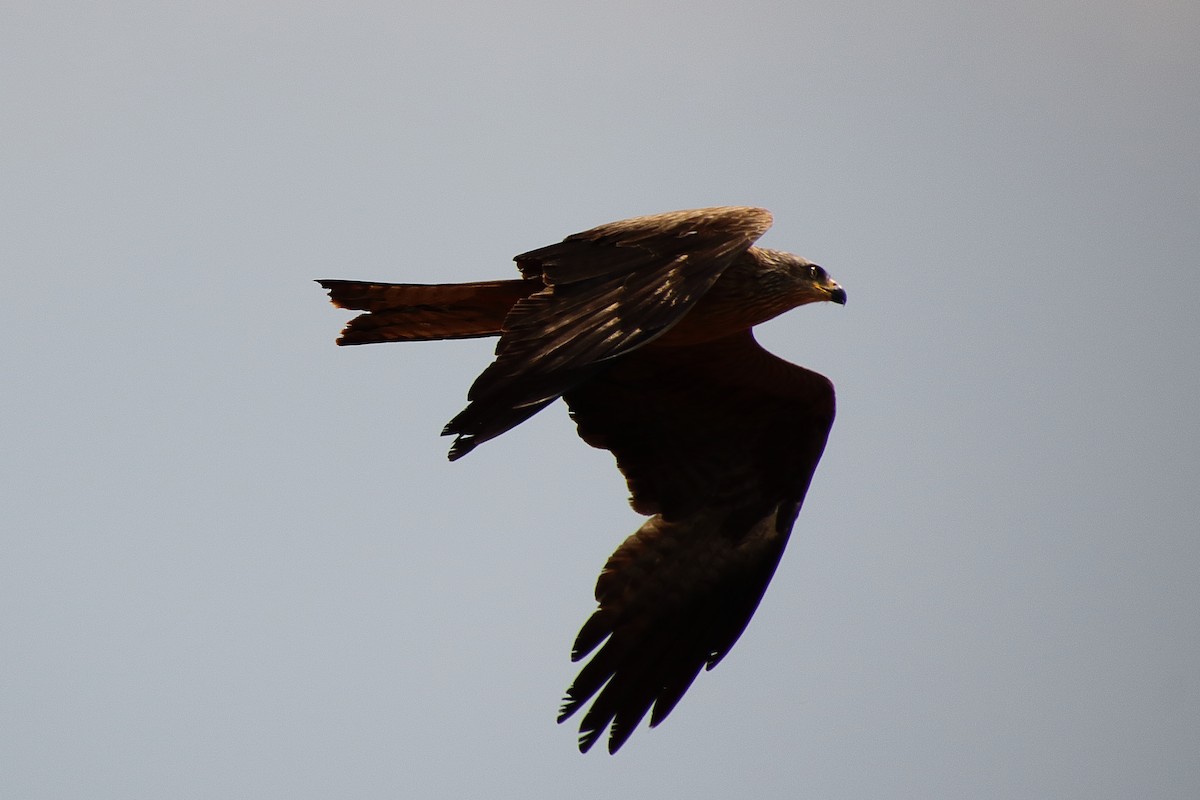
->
[317,206,845,753]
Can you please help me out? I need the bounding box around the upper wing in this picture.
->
[442,207,773,459]
[557,331,836,753]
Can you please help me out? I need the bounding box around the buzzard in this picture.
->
[317,206,845,753]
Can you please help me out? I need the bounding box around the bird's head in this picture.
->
[758,249,847,307]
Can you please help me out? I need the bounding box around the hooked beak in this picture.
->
[828,285,847,305]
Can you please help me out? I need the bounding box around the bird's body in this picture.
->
[318,206,845,753]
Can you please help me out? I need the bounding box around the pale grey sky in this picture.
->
[3,1,1198,798]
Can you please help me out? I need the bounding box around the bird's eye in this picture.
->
[809,265,826,281]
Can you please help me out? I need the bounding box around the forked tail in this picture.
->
[316,278,535,345]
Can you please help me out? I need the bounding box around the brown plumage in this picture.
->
[317,206,846,753]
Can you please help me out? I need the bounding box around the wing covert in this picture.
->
[565,331,835,520]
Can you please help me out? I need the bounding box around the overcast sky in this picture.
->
[3,1,1198,798]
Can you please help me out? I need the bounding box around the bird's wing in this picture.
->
[557,331,836,753]
[442,206,773,459]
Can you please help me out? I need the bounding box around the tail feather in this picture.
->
[317,279,535,345]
